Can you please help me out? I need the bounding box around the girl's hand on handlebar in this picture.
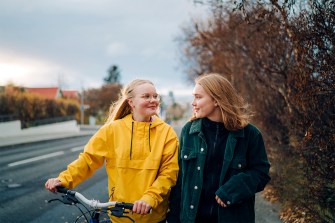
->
[132,200,152,215]
[45,178,62,193]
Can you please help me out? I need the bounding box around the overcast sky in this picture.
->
[0,0,208,97]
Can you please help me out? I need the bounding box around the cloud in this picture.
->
[0,0,209,96]
[106,42,129,57]
[0,49,79,88]
[139,47,173,60]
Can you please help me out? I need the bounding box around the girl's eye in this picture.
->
[140,94,160,101]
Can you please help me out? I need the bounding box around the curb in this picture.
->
[0,132,94,149]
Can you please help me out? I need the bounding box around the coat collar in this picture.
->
[189,118,245,138]
[121,114,164,131]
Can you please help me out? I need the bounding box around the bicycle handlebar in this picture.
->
[56,186,134,210]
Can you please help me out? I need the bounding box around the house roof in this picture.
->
[25,87,60,99]
[62,90,79,99]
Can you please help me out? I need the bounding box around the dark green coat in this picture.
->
[167,119,271,223]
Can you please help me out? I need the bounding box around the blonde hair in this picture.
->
[192,73,252,130]
[105,79,155,124]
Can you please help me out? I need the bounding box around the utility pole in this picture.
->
[80,88,84,125]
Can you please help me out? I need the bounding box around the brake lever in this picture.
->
[48,198,62,203]
[61,194,79,205]
[109,207,135,223]
[110,206,124,217]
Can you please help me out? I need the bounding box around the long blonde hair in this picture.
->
[105,79,155,124]
[192,73,252,130]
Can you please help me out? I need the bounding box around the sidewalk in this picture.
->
[0,125,100,148]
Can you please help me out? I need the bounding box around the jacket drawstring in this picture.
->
[130,121,134,160]
[148,123,151,152]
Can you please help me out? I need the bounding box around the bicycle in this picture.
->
[48,186,135,223]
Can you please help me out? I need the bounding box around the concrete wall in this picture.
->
[0,120,79,137]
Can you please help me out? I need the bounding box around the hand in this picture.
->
[132,200,152,215]
[45,178,62,193]
[215,195,227,208]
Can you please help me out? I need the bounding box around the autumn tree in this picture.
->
[287,1,335,221]
[0,85,80,127]
[84,83,122,124]
[84,65,123,124]
[178,0,335,222]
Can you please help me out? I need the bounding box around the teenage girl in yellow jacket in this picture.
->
[45,79,179,223]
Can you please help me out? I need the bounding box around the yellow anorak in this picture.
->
[58,114,179,223]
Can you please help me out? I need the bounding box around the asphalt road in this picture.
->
[0,136,93,223]
[0,132,281,223]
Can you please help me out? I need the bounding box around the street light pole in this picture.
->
[80,89,84,125]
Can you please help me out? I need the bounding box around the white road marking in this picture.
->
[8,151,64,167]
[70,146,83,152]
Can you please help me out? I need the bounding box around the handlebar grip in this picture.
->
[56,186,75,196]
[116,202,134,210]
[56,186,68,194]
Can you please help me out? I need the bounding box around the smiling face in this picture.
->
[128,83,159,122]
[192,83,222,122]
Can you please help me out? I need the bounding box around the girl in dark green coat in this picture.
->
[167,73,271,223]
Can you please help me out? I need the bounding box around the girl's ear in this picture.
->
[127,98,134,108]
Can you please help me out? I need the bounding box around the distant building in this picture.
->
[25,87,61,100]
[25,87,79,100]
[62,90,80,100]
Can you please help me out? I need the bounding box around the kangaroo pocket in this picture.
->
[116,158,161,170]
[105,157,161,202]
[105,157,161,169]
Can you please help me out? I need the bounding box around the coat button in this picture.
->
[197,166,201,170]
[200,148,204,152]
[238,163,242,168]
[227,201,231,205]
[190,205,194,209]
[184,155,188,159]
[194,186,198,190]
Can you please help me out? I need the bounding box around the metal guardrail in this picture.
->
[0,114,77,128]
[0,114,18,122]
[22,116,76,129]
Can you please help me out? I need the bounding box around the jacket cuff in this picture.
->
[57,176,71,189]
[140,194,157,208]
[215,189,232,206]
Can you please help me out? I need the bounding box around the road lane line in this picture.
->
[8,151,65,167]
[70,146,83,152]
